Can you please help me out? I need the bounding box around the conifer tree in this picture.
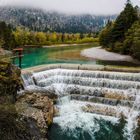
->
[111,0,138,44]
[0,21,15,49]
[99,20,113,48]
[99,0,139,54]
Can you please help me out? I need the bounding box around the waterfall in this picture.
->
[22,69,140,140]
[124,89,140,140]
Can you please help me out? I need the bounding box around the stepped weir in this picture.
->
[22,64,140,140]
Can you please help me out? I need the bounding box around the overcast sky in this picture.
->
[0,0,140,15]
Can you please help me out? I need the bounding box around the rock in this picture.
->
[25,91,58,100]
[0,103,33,140]
[0,61,33,140]
[0,48,12,56]
[54,107,59,116]
[16,92,54,140]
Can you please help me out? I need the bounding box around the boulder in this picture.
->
[16,92,54,140]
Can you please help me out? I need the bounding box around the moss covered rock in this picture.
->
[0,61,31,140]
[0,103,33,140]
[0,61,21,103]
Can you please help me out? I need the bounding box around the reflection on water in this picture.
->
[14,45,140,68]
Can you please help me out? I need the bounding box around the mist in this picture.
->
[0,0,140,15]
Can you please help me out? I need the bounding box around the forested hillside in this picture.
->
[0,21,99,49]
[0,7,116,33]
[99,0,140,60]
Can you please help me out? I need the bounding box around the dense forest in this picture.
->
[0,7,116,49]
[99,0,140,60]
[0,22,15,50]
[0,23,99,49]
[0,7,116,33]
[13,27,99,46]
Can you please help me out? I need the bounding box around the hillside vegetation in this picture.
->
[0,7,115,33]
[0,22,99,48]
[99,0,140,60]
[0,7,116,49]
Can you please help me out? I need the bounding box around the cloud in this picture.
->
[0,0,139,15]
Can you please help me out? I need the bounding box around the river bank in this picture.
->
[81,47,140,64]
[22,43,98,48]
[0,48,11,55]
[43,43,97,48]
[0,48,12,62]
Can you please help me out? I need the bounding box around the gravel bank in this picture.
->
[81,47,140,64]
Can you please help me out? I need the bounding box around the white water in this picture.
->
[124,90,140,140]
[22,69,140,140]
[54,97,119,139]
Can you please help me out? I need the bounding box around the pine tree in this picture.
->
[130,21,140,60]
[0,21,16,49]
[99,20,113,48]
[99,0,139,53]
[111,0,138,43]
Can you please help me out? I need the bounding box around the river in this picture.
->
[14,44,139,68]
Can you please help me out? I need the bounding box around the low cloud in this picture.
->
[0,0,139,15]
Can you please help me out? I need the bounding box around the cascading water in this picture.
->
[22,69,140,140]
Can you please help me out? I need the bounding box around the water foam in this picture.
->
[22,69,140,140]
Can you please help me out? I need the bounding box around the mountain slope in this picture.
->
[0,7,116,33]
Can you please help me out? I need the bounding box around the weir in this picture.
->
[22,64,140,140]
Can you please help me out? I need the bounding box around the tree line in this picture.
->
[99,0,140,60]
[13,27,98,46]
[0,22,98,50]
